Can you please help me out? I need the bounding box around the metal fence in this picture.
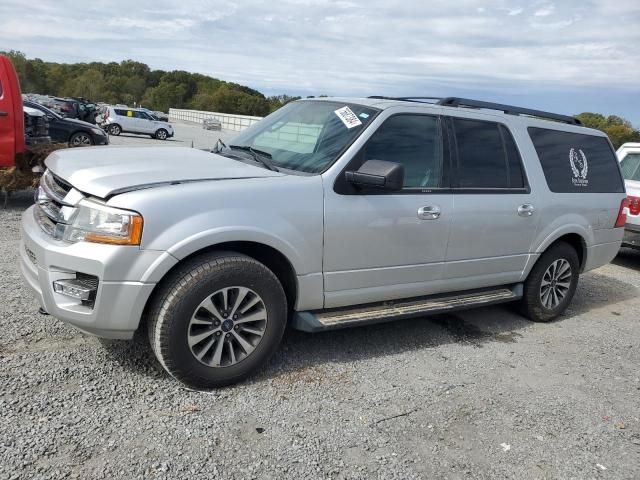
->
[169,109,263,132]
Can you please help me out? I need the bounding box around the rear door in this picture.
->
[444,117,539,287]
[0,55,25,167]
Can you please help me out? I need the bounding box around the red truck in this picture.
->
[0,54,25,168]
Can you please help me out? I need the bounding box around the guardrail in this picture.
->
[169,109,263,132]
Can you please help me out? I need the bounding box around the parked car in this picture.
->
[203,117,222,130]
[23,100,108,147]
[99,106,174,140]
[21,97,627,388]
[617,143,640,248]
[23,106,50,146]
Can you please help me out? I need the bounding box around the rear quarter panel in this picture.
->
[509,118,625,275]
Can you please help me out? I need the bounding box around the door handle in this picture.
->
[0,111,8,117]
[517,204,535,217]
[418,205,441,220]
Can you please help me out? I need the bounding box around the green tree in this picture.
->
[576,112,640,149]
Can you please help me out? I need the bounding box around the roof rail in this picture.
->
[368,96,441,104]
[436,97,581,125]
[367,95,581,125]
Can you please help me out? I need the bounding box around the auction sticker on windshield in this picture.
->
[334,106,362,129]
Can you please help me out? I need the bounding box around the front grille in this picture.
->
[34,170,77,239]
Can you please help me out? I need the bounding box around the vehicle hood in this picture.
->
[60,117,97,129]
[46,146,284,198]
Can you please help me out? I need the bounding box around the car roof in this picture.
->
[303,96,604,136]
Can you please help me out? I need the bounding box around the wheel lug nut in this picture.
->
[216,332,221,336]
[233,315,238,320]
[234,325,239,330]
[225,333,230,338]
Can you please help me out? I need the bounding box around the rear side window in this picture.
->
[528,127,624,193]
[620,153,640,181]
[452,118,525,189]
[113,109,127,116]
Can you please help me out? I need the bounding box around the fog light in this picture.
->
[53,279,96,301]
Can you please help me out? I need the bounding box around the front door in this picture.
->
[323,113,453,308]
[444,116,540,288]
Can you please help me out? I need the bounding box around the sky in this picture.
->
[1,0,639,124]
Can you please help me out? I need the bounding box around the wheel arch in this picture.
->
[531,231,587,275]
[140,241,299,331]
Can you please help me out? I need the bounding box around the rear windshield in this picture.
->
[528,127,624,193]
[620,153,640,181]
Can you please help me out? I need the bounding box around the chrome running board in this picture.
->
[292,285,522,332]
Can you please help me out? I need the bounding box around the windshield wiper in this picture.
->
[229,145,279,172]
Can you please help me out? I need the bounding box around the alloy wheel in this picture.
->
[187,287,268,367]
[539,258,572,309]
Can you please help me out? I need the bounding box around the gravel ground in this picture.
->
[1,191,640,479]
[106,120,238,149]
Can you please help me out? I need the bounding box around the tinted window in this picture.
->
[528,127,624,193]
[363,115,442,188]
[114,109,127,116]
[133,111,149,119]
[620,153,640,181]
[454,119,518,189]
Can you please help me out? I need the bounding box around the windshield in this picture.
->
[226,100,379,173]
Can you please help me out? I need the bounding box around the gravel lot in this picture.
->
[1,188,640,479]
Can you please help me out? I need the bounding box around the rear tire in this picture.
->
[520,242,579,322]
[147,252,287,389]
[108,124,121,136]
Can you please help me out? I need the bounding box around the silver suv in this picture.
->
[99,106,174,140]
[20,97,627,388]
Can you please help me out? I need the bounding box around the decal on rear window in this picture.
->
[528,127,624,193]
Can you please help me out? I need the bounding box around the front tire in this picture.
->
[155,128,168,140]
[69,132,94,147]
[147,252,287,389]
[520,242,579,322]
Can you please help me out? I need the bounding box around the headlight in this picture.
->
[64,200,143,245]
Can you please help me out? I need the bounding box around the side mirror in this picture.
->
[345,159,404,191]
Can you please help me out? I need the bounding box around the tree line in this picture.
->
[3,51,300,116]
[3,51,639,147]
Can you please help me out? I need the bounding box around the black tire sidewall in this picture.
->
[69,132,94,147]
[109,124,121,135]
[524,243,579,321]
[156,129,167,140]
[158,256,287,387]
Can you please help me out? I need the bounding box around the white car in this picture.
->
[100,106,174,140]
[617,143,640,248]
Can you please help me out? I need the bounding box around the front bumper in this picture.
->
[622,223,640,249]
[94,132,109,145]
[20,206,161,339]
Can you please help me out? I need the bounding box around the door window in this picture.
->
[362,114,443,188]
[453,118,524,189]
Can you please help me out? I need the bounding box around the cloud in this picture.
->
[0,0,638,122]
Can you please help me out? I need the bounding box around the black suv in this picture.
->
[24,101,109,147]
